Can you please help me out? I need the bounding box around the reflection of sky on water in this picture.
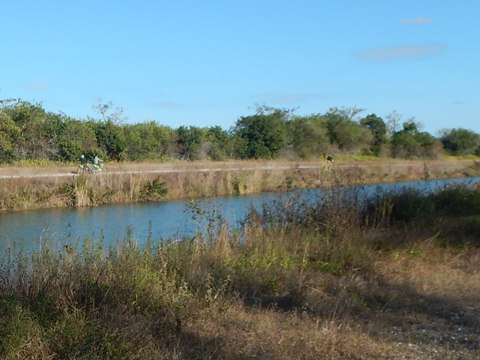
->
[0,194,277,254]
[1,177,479,254]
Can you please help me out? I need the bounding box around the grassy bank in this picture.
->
[1,183,480,359]
[1,159,480,212]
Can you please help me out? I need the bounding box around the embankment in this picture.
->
[0,159,478,212]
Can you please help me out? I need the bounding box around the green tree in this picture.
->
[205,126,233,160]
[175,126,205,160]
[0,99,102,162]
[88,102,126,160]
[391,130,419,158]
[124,122,175,160]
[440,128,479,155]
[0,99,51,159]
[360,114,387,156]
[0,111,21,163]
[325,108,372,153]
[233,106,288,159]
[286,115,329,159]
[391,121,439,158]
[57,117,99,162]
[91,120,126,161]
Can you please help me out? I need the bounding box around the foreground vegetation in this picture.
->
[1,180,480,359]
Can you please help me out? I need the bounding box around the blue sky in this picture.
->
[1,1,479,134]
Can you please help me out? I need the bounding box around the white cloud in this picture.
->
[146,101,185,109]
[27,83,48,90]
[356,44,444,62]
[400,17,433,25]
[254,92,318,104]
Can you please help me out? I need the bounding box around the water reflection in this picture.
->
[1,177,479,254]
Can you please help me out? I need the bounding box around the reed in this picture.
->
[1,158,479,212]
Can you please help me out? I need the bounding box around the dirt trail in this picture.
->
[0,161,309,179]
[0,159,476,181]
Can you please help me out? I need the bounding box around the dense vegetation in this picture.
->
[1,99,479,164]
[1,179,480,358]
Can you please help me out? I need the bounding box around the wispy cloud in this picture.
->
[254,92,318,104]
[146,101,185,109]
[27,83,48,90]
[400,17,433,25]
[356,44,444,62]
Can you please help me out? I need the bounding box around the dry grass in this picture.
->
[1,158,479,211]
[361,246,480,359]
[2,224,480,358]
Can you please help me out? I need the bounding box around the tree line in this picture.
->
[0,99,479,164]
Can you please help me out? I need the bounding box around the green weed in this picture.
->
[139,178,168,201]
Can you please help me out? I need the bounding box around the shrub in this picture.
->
[139,178,169,201]
[364,188,434,225]
[431,185,480,216]
[439,216,480,247]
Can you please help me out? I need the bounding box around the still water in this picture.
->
[1,177,479,254]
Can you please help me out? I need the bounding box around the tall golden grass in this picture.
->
[1,158,479,212]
